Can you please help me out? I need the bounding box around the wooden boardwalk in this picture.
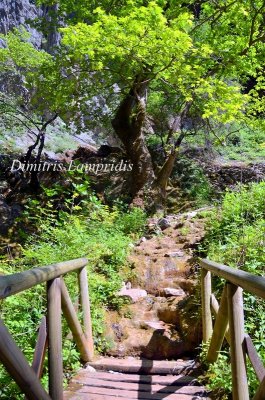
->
[64,358,211,400]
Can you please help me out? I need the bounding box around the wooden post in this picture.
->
[61,278,93,362]
[253,376,265,400]
[78,267,94,360]
[207,285,228,363]
[0,318,51,400]
[201,268,213,342]
[244,335,265,383]
[227,283,249,400]
[210,294,230,344]
[47,278,63,400]
[32,317,47,378]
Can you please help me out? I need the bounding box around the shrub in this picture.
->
[0,179,147,398]
[200,182,265,397]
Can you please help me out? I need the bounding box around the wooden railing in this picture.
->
[200,258,265,400]
[0,258,94,400]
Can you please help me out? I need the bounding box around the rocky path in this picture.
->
[104,210,208,360]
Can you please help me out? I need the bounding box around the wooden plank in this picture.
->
[210,294,230,344]
[207,285,228,363]
[78,267,94,361]
[244,334,265,383]
[72,371,197,385]
[0,318,51,400]
[253,375,265,400]
[61,278,92,362]
[67,378,206,395]
[88,358,196,375]
[0,258,88,299]
[32,316,47,378]
[64,391,210,400]
[201,259,265,300]
[67,385,208,399]
[47,278,63,400]
[201,269,212,342]
[227,283,249,400]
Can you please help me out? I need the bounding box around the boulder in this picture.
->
[162,288,186,297]
[157,218,171,230]
[118,287,148,303]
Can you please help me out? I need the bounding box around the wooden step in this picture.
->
[64,393,210,400]
[64,386,210,400]
[73,371,198,385]
[64,358,211,400]
[88,357,198,375]
[67,380,207,395]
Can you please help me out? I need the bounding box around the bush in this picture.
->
[200,182,265,397]
[172,156,213,206]
[0,179,147,398]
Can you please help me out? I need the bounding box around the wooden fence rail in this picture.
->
[0,258,94,400]
[200,258,265,400]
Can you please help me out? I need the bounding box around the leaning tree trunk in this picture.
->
[112,78,190,209]
[112,77,155,205]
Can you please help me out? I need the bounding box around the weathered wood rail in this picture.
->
[200,258,265,400]
[0,258,94,400]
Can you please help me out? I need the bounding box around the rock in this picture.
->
[112,323,124,340]
[72,146,98,161]
[84,365,96,373]
[164,250,185,258]
[0,200,22,235]
[157,218,171,230]
[162,288,186,297]
[141,321,166,331]
[118,288,148,303]
[97,145,123,157]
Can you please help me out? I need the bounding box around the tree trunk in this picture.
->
[155,151,177,193]
[112,80,190,208]
[112,77,155,204]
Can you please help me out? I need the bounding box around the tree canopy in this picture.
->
[1,0,265,205]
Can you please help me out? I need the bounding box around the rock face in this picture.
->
[0,1,60,50]
[205,161,265,193]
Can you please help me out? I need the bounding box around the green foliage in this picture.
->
[216,123,265,161]
[0,28,51,72]
[204,182,265,269]
[173,157,213,206]
[5,1,264,126]
[57,1,252,124]
[115,208,147,236]
[201,182,265,396]
[0,181,146,398]
[200,344,231,399]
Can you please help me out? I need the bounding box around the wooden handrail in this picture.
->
[200,258,265,400]
[201,259,265,300]
[0,258,94,400]
[0,258,88,299]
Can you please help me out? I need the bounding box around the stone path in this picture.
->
[104,211,207,359]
